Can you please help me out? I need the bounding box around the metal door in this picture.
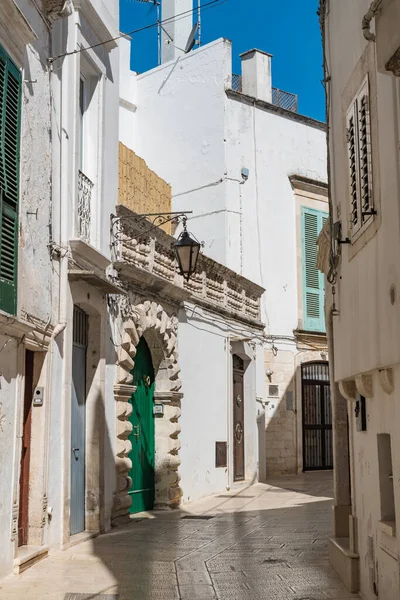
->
[302,362,333,470]
[128,337,155,514]
[70,306,88,535]
[18,350,34,546]
[233,355,245,482]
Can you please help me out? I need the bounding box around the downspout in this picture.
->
[362,0,383,42]
[226,335,231,490]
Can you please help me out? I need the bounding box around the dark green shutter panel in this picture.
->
[301,207,328,332]
[0,45,21,315]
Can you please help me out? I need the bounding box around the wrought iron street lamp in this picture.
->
[174,217,201,281]
[111,211,202,282]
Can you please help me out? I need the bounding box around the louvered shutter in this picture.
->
[346,102,359,232]
[302,207,328,332]
[357,77,373,216]
[0,45,21,315]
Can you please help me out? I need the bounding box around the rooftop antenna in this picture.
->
[128,0,162,65]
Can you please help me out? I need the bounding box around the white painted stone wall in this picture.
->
[325,1,400,598]
[120,37,328,476]
[47,0,120,549]
[178,303,264,503]
[0,0,53,578]
[0,337,20,577]
[0,0,120,580]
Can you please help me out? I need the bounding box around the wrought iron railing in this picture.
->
[232,73,242,93]
[272,87,298,112]
[231,74,298,113]
[77,170,94,243]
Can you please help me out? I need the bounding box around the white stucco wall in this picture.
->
[178,303,262,503]
[327,0,400,382]
[128,39,232,266]
[326,2,400,599]
[119,37,327,478]
[0,340,19,578]
[122,37,327,337]
[225,98,326,331]
[119,38,138,150]
[0,1,53,577]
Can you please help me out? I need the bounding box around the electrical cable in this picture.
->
[48,0,226,63]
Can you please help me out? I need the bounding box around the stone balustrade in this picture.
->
[114,205,264,326]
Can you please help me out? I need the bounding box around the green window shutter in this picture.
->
[0,44,21,315]
[301,207,328,332]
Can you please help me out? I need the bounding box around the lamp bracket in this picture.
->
[110,211,193,246]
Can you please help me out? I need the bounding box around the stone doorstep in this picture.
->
[328,537,360,594]
[13,545,49,575]
[62,530,100,551]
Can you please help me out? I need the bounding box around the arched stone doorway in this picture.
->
[113,301,183,520]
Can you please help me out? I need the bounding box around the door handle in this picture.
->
[72,448,80,460]
[133,425,140,439]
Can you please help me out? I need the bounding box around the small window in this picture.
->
[268,384,279,398]
[346,75,374,239]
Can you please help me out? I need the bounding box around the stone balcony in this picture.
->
[112,205,265,328]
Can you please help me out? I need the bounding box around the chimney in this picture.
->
[161,0,193,63]
[240,49,273,103]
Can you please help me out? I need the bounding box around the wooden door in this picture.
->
[233,355,245,482]
[70,306,88,535]
[128,337,155,514]
[18,350,34,546]
[302,362,333,470]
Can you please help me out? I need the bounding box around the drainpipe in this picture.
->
[226,335,231,490]
[362,0,383,42]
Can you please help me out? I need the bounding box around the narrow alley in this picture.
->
[0,473,358,600]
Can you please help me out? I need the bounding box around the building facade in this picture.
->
[119,26,329,478]
[114,144,265,510]
[0,0,121,579]
[0,0,266,580]
[319,0,400,597]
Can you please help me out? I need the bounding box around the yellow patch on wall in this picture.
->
[118,143,172,234]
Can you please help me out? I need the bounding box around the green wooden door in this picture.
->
[128,337,155,514]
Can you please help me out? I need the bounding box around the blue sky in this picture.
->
[119,0,325,122]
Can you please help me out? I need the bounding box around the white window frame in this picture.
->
[345,75,375,241]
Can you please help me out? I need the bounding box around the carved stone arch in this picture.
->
[113,301,183,521]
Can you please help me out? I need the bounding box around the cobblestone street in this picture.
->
[0,472,358,600]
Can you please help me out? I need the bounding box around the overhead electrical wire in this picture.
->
[48,0,227,63]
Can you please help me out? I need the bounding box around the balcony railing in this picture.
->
[231,74,298,113]
[77,170,94,243]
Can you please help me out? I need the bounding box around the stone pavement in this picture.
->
[0,472,359,600]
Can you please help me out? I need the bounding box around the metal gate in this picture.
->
[70,305,88,535]
[302,362,333,471]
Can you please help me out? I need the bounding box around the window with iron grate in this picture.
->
[346,75,374,239]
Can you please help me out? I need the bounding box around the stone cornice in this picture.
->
[294,329,328,350]
[226,89,326,132]
[289,174,328,196]
[73,0,118,48]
